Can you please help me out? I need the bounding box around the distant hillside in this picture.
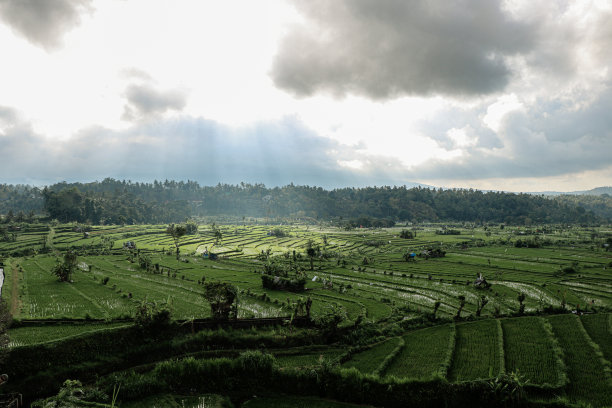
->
[0,179,605,225]
[579,186,612,196]
[554,193,612,221]
[529,186,612,196]
[529,186,612,220]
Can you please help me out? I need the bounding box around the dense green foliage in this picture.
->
[0,179,608,224]
[4,323,322,402]
[203,282,238,320]
[556,193,612,220]
[92,350,524,407]
[0,184,43,216]
[261,274,306,292]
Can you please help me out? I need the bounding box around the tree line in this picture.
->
[0,179,607,224]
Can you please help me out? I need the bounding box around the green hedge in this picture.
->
[4,324,321,403]
[97,351,574,408]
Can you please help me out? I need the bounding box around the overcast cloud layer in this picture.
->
[0,1,611,191]
[0,111,413,188]
[272,0,535,98]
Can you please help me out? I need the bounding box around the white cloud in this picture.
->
[483,94,523,132]
[122,82,188,122]
[337,160,364,170]
[0,0,93,50]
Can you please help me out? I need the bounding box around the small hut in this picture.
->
[473,273,490,289]
[202,248,218,260]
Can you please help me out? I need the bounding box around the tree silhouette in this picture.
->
[476,295,489,316]
[455,295,466,320]
[517,293,526,315]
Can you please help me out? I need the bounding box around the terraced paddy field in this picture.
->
[547,314,612,407]
[581,313,612,362]
[384,324,454,379]
[342,337,402,374]
[501,317,564,386]
[1,223,611,406]
[448,319,503,382]
[8,321,132,347]
[5,223,611,323]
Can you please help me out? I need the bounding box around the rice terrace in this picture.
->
[0,189,611,407]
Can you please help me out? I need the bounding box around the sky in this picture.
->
[0,0,611,192]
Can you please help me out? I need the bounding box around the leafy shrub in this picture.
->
[399,229,414,239]
[203,282,238,319]
[134,300,171,329]
[261,274,306,292]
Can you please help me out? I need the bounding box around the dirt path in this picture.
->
[10,264,19,316]
[46,226,55,250]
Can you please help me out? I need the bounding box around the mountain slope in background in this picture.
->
[529,186,612,196]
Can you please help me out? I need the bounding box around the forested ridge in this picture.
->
[0,179,608,224]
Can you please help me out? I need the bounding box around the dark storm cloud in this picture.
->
[0,111,413,188]
[122,84,188,121]
[0,0,92,50]
[272,0,535,99]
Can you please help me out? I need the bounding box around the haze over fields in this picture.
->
[0,0,611,191]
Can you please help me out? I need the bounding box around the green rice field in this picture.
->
[1,223,611,406]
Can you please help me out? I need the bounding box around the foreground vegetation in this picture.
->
[0,220,610,406]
